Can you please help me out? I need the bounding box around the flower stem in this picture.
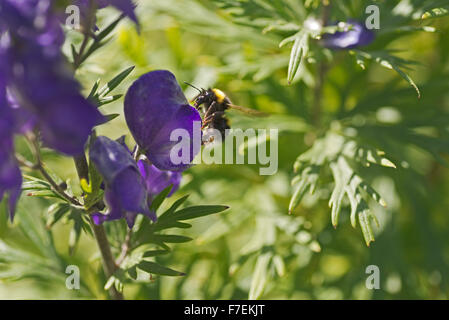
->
[312,2,331,127]
[23,134,82,207]
[116,228,133,266]
[89,217,124,300]
[73,154,124,300]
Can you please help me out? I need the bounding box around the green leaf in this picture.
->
[46,203,71,229]
[249,252,272,300]
[87,79,100,100]
[97,66,135,98]
[97,15,124,41]
[98,95,123,107]
[289,165,320,213]
[137,261,185,276]
[286,30,309,84]
[421,7,449,19]
[143,250,170,258]
[290,133,387,245]
[152,234,193,243]
[68,216,83,256]
[157,195,190,220]
[152,221,192,232]
[150,185,173,213]
[101,113,121,123]
[127,266,138,280]
[170,205,229,221]
[329,159,348,227]
[354,50,421,98]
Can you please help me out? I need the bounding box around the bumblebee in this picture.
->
[186,83,267,144]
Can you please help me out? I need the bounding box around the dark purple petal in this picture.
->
[138,159,182,197]
[1,2,105,156]
[38,94,104,155]
[0,0,65,49]
[90,136,138,182]
[323,21,375,50]
[0,71,21,221]
[108,0,139,27]
[90,136,152,227]
[124,70,202,171]
[0,44,21,221]
[112,167,149,214]
[92,188,126,224]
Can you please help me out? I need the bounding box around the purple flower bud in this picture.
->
[323,21,375,50]
[124,70,202,171]
[90,136,153,227]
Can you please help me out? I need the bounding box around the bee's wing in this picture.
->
[227,104,269,117]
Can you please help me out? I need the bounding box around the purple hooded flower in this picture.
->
[0,65,21,221]
[323,21,375,50]
[90,137,183,227]
[90,136,154,227]
[0,0,105,219]
[124,70,202,171]
[0,0,105,155]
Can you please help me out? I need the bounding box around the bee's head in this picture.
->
[193,89,216,107]
[184,82,211,107]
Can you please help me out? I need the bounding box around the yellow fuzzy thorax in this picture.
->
[212,88,226,103]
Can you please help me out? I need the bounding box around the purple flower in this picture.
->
[90,136,154,227]
[323,21,375,49]
[137,159,182,199]
[1,1,105,155]
[0,68,21,221]
[76,0,139,30]
[124,70,202,171]
[0,0,65,50]
[90,136,183,227]
[0,0,106,218]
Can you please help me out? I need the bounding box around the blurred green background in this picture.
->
[1,0,449,299]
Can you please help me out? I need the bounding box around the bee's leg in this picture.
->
[203,101,218,122]
[202,111,225,129]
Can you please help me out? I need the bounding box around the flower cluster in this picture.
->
[92,70,201,226]
[0,0,139,220]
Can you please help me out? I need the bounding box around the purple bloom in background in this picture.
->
[0,0,106,218]
[90,136,153,227]
[7,42,104,154]
[0,0,64,50]
[76,0,139,30]
[0,0,104,155]
[0,64,21,221]
[323,21,375,49]
[124,70,202,171]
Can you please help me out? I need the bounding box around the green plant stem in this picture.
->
[73,0,96,69]
[89,217,124,300]
[69,2,125,299]
[312,2,331,127]
[73,154,124,300]
[24,134,83,207]
[116,229,133,266]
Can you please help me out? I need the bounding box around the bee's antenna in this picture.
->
[184,81,202,93]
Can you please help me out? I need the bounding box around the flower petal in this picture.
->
[124,70,202,171]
